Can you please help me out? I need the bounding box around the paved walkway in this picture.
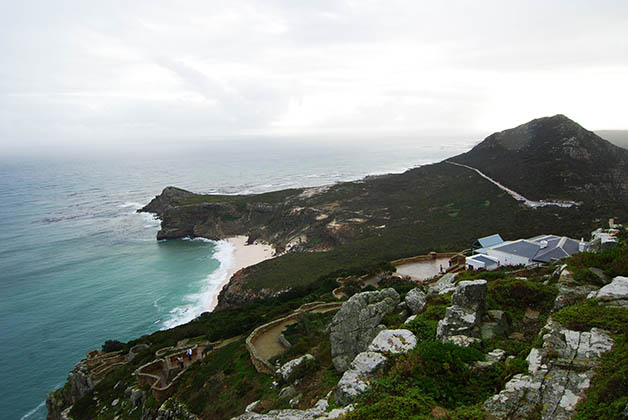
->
[395,257,450,281]
[247,303,341,371]
[446,161,578,208]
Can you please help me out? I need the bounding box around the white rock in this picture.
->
[245,400,260,413]
[277,354,315,383]
[444,335,481,347]
[487,349,507,363]
[334,352,387,405]
[588,276,628,307]
[428,273,457,295]
[405,288,427,314]
[367,329,417,354]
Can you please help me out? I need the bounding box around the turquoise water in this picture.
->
[0,138,472,419]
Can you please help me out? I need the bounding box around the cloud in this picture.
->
[1,0,627,156]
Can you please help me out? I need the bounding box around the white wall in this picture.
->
[466,257,485,271]
[485,249,531,267]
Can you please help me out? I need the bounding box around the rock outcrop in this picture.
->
[155,397,199,420]
[334,351,388,406]
[335,329,417,406]
[436,280,487,345]
[428,273,457,295]
[46,359,95,420]
[367,329,417,354]
[483,319,614,420]
[231,395,353,420]
[277,354,316,384]
[587,276,628,307]
[553,269,599,312]
[404,288,427,314]
[330,288,400,372]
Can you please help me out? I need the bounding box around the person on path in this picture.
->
[187,348,192,361]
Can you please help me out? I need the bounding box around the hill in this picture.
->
[450,115,628,202]
[140,115,628,308]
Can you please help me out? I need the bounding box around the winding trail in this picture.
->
[446,161,579,208]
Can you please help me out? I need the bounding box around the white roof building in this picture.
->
[469,234,587,269]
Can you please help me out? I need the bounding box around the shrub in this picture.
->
[552,300,628,333]
[487,277,558,320]
[102,340,125,353]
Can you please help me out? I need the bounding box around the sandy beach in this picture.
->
[209,235,275,310]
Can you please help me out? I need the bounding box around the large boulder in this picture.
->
[330,288,400,372]
[367,329,417,354]
[405,288,427,314]
[451,280,487,312]
[334,352,387,406]
[436,280,487,343]
[483,319,614,420]
[437,306,481,340]
[588,276,628,307]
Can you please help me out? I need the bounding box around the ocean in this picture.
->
[0,137,473,419]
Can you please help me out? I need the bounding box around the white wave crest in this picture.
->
[20,398,47,420]
[119,201,142,209]
[161,240,234,329]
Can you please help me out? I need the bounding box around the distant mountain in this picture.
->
[451,115,628,202]
[596,130,628,149]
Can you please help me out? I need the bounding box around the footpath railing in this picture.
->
[246,302,341,375]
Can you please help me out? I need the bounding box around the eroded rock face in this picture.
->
[436,280,487,343]
[330,288,400,372]
[483,319,614,420]
[334,352,388,406]
[405,288,427,314]
[367,329,417,354]
[588,276,628,307]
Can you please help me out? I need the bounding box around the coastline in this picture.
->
[208,236,274,311]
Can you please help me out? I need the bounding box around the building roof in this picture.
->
[467,254,500,266]
[491,240,541,259]
[476,234,504,248]
[533,236,582,262]
[477,233,585,264]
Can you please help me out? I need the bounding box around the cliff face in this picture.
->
[451,114,628,201]
[140,185,370,250]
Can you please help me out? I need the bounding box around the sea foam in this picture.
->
[161,239,234,329]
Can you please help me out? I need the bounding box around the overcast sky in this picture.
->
[1,0,627,155]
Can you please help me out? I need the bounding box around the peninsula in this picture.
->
[48,115,628,420]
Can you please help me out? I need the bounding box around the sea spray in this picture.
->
[161,238,235,329]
